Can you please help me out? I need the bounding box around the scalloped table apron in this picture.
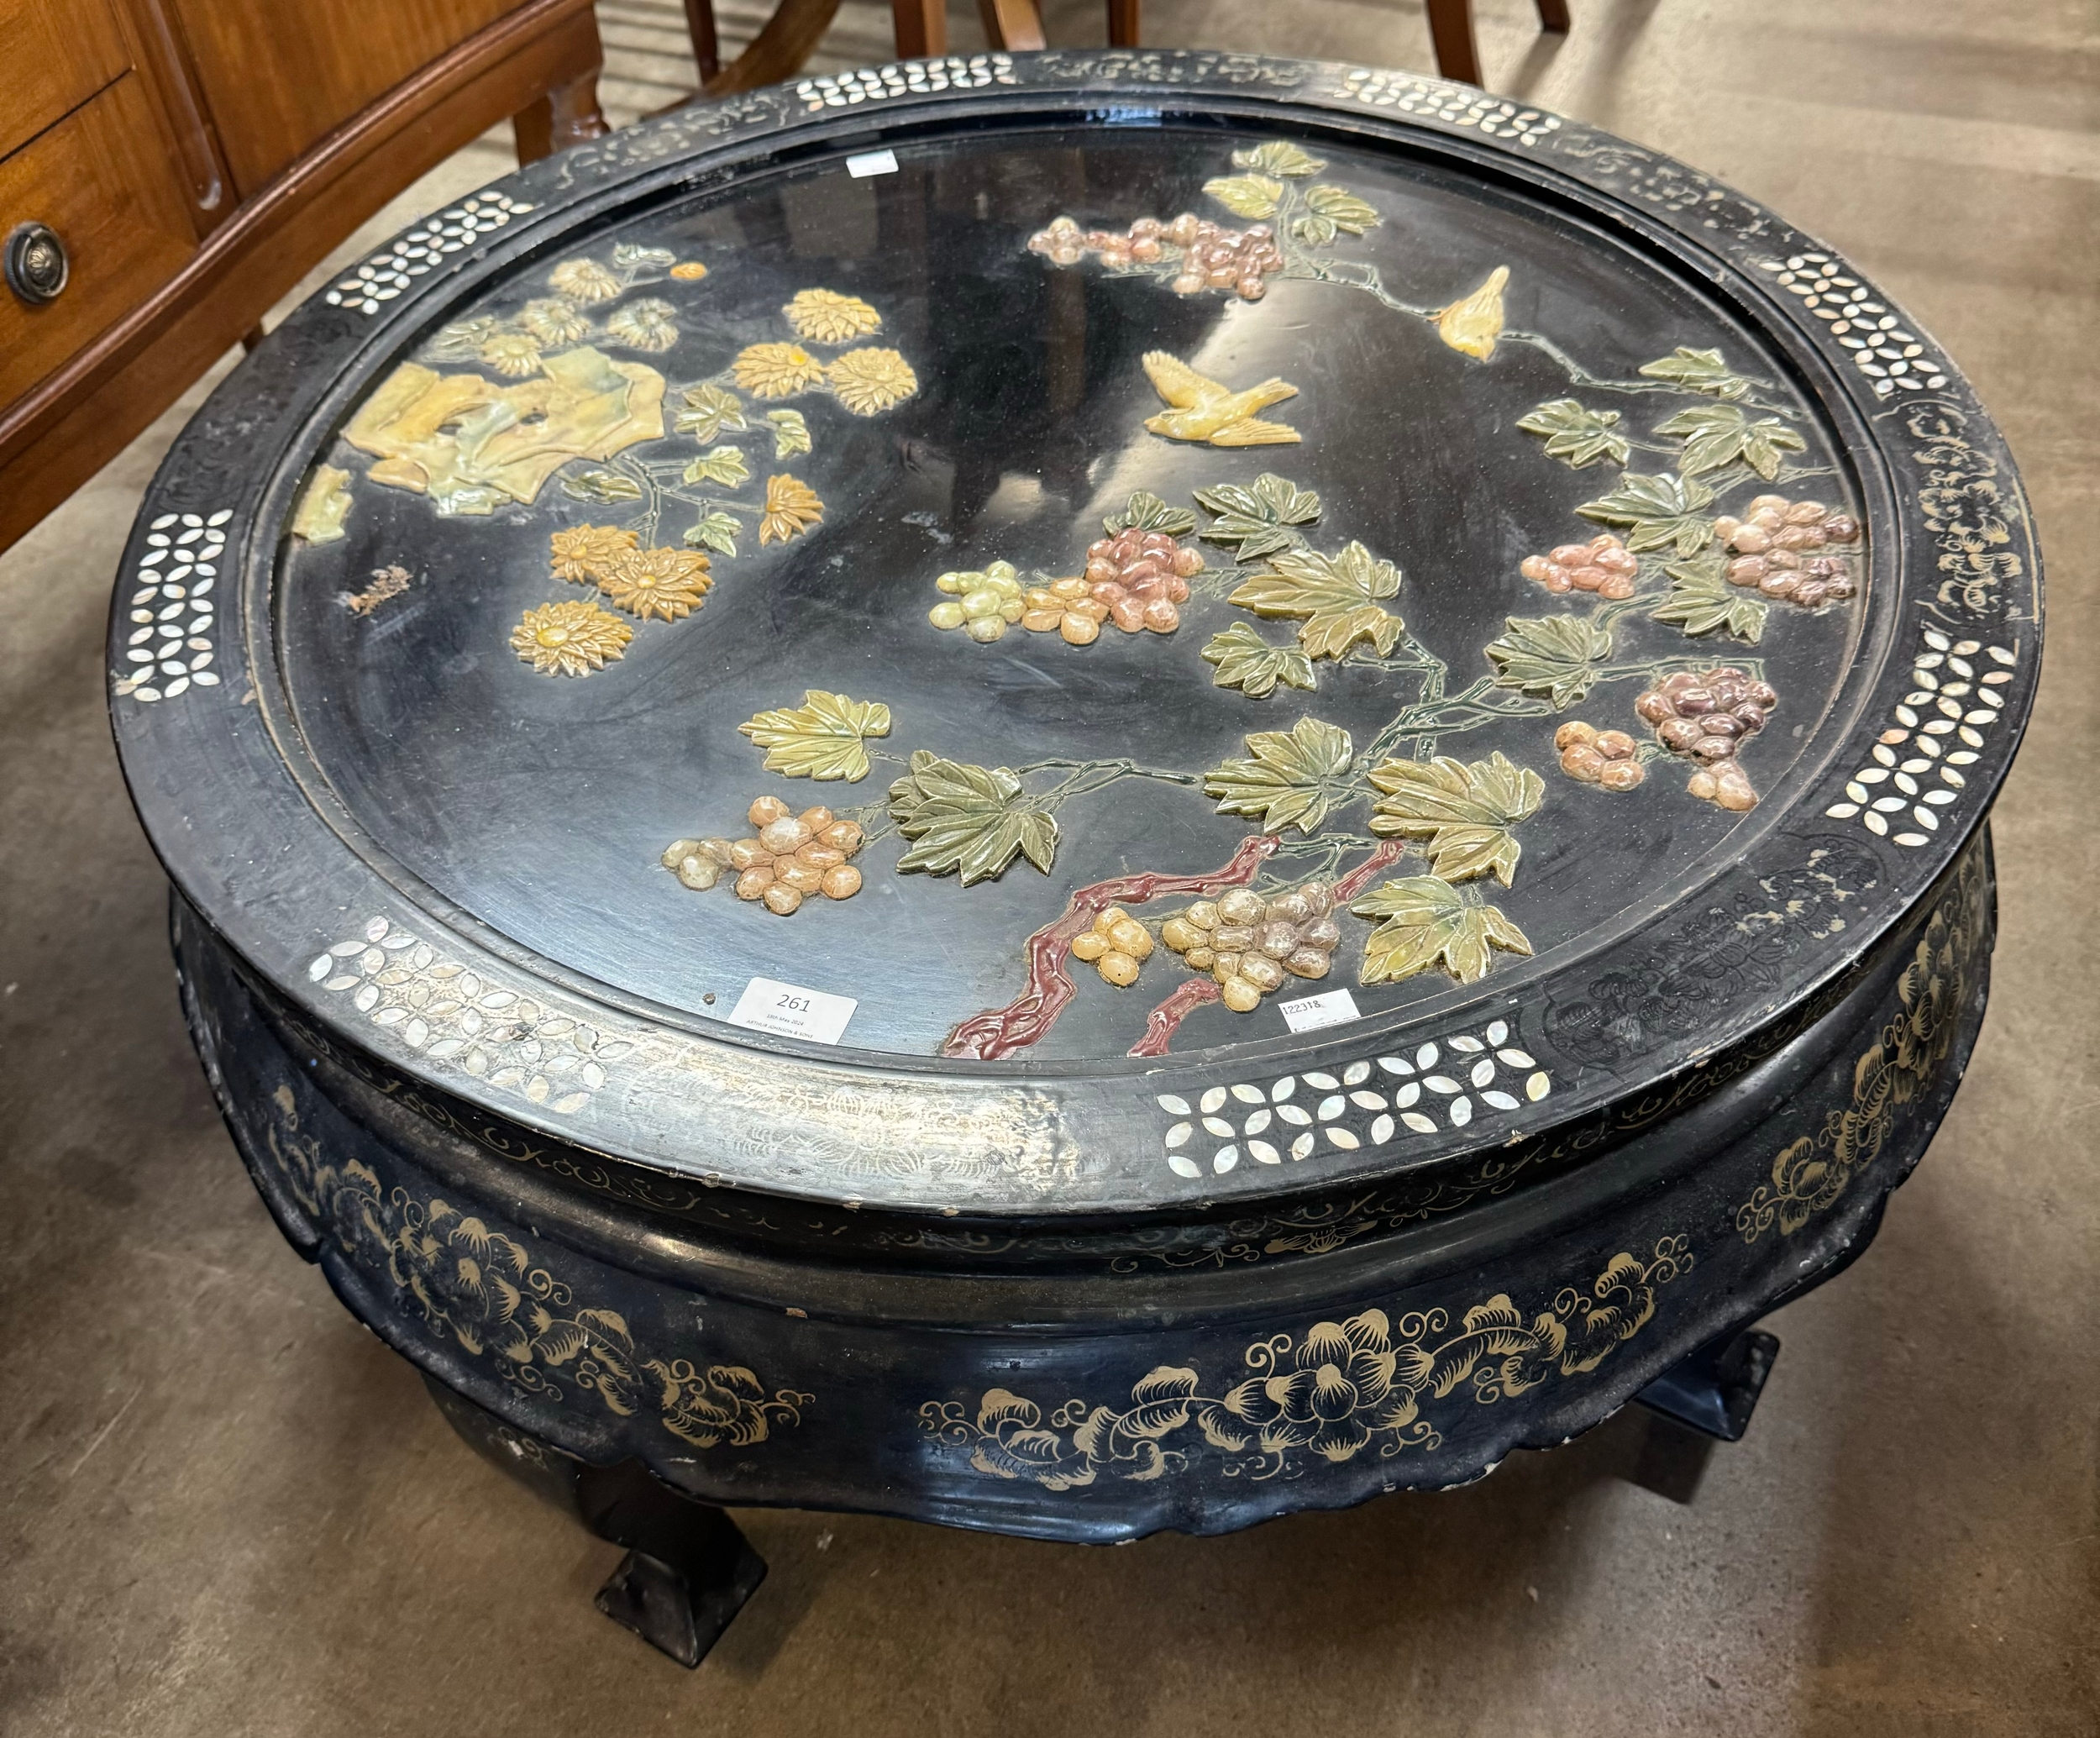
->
[112,50,2039,1661]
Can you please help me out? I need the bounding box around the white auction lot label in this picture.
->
[846,149,900,178]
[1278,988,1361,1033]
[727,977,858,1044]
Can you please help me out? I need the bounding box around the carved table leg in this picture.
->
[513,68,612,165]
[423,1373,766,1667]
[1621,1326,1780,1504]
[1633,1325,1780,1442]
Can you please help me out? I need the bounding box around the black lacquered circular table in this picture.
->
[111,50,2040,1665]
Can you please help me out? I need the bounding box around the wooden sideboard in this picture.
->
[0,0,606,554]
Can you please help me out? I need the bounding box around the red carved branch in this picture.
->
[1331,837,1409,904]
[942,833,1282,1060]
[1126,979,1221,1057]
[1121,839,1410,1059]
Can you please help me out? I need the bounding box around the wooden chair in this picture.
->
[675,0,1556,102]
[1425,0,1569,86]
[680,0,1139,97]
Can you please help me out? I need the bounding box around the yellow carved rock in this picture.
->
[344,346,666,516]
[291,465,353,543]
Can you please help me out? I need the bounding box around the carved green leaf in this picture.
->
[1304,185,1379,235]
[683,446,749,487]
[1484,614,1616,709]
[1203,717,1355,836]
[1203,173,1284,220]
[1194,473,1322,563]
[1229,541,1404,660]
[1637,346,1753,401]
[1515,398,1630,470]
[766,408,812,458]
[1201,624,1318,699]
[1574,470,1716,555]
[428,316,502,361]
[559,467,643,504]
[1651,402,1807,480]
[1291,214,1338,247]
[1103,489,1197,538]
[1352,877,1535,985]
[675,383,748,443]
[1232,141,1326,177]
[1651,550,1767,642]
[889,750,1057,885]
[685,510,740,557]
[611,243,676,276]
[1366,752,1546,887]
[737,689,891,782]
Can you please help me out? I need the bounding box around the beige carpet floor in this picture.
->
[2,2,2094,1732]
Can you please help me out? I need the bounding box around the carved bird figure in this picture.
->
[1139,350,1302,447]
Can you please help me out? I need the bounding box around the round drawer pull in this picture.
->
[6,222,69,306]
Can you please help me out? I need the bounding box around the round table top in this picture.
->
[111,50,2040,1222]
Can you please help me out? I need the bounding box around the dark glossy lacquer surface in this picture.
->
[276,123,1863,1062]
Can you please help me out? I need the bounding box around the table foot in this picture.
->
[1633,1326,1781,1443]
[422,1373,765,1667]
[1619,1327,1778,1504]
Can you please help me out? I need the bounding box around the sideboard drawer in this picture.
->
[0,0,130,162]
[0,68,197,406]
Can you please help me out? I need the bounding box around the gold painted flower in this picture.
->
[549,523,639,583]
[549,258,622,304]
[759,474,824,545]
[733,342,826,399]
[1436,265,1509,362]
[599,546,712,620]
[826,348,918,416]
[518,297,594,345]
[603,297,680,353]
[783,287,883,344]
[670,260,709,281]
[511,600,633,675]
[478,331,545,377]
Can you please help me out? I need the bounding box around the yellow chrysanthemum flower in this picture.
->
[518,297,594,345]
[732,342,826,399]
[511,600,633,676]
[549,524,639,584]
[478,332,544,377]
[549,259,622,304]
[826,348,918,416]
[783,288,883,344]
[599,547,712,621]
[759,475,825,545]
[604,297,680,354]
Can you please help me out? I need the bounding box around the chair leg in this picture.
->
[976,0,1047,51]
[700,0,848,95]
[512,67,611,165]
[1424,0,1481,84]
[682,0,722,81]
[1535,0,1571,32]
[1106,0,1141,46]
[892,0,947,56]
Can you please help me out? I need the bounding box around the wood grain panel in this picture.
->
[0,0,131,160]
[164,0,522,196]
[0,70,196,405]
[0,0,600,553]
